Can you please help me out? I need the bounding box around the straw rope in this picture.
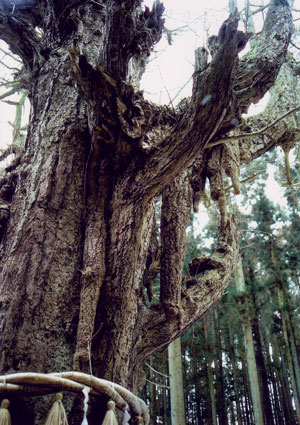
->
[0,372,149,425]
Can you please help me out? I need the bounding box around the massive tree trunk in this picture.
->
[0,0,294,423]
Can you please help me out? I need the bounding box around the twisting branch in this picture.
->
[235,0,292,112]
[143,215,239,354]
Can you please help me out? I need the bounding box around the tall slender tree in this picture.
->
[168,338,186,425]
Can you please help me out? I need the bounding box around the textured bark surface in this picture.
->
[0,0,295,423]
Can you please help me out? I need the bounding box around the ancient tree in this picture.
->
[0,0,296,422]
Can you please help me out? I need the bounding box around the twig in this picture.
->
[225,173,259,192]
[240,243,256,250]
[145,362,170,378]
[0,86,21,101]
[0,61,19,72]
[206,105,300,149]
[170,75,192,105]
[0,80,21,88]
[2,100,19,105]
[250,4,268,15]
[157,65,177,117]
[145,378,170,389]
[0,47,22,63]
[290,40,300,50]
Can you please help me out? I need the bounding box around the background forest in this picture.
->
[141,157,300,424]
[0,0,299,425]
[138,2,300,424]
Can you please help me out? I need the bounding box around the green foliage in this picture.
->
[145,160,300,424]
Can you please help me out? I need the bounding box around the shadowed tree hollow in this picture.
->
[0,0,296,423]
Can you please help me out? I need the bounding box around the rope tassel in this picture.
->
[0,399,11,425]
[101,400,118,425]
[44,393,68,425]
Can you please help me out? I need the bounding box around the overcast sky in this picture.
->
[141,0,300,104]
[141,0,231,104]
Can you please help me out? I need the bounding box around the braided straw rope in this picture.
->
[0,371,150,425]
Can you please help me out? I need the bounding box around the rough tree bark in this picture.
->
[0,0,295,423]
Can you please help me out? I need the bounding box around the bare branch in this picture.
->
[0,58,19,70]
[145,362,169,378]
[126,0,292,202]
[225,173,259,192]
[145,378,170,389]
[0,85,21,100]
[234,0,293,112]
[207,105,300,149]
[0,45,22,62]
[128,11,245,199]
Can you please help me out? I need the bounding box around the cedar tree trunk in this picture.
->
[0,0,295,423]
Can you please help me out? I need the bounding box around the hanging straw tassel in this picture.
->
[0,399,11,425]
[101,400,118,425]
[122,408,130,425]
[44,393,68,425]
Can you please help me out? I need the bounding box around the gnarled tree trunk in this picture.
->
[0,0,294,423]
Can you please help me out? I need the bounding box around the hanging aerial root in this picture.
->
[221,140,240,195]
[207,146,228,226]
[206,138,241,226]
[280,134,297,186]
[190,153,208,213]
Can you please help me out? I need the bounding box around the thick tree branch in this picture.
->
[125,11,242,200]
[0,8,40,68]
[126,0,292,201]
[234,0,293,113]
[239,56,300,164]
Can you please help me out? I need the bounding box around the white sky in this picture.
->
[142,0,231,104]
